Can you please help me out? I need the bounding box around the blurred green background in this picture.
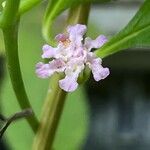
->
[0,4,89,150]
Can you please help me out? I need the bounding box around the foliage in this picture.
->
[96,0,150,58]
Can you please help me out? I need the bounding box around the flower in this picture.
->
[36,24,110,92]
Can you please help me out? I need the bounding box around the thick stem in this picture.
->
[0,0,20,28]
[0,0,42,27]
[32,3,91,150]
[33,75,66,150]
[3,23,39,133]
[67,3,91,25]
[19,0,42,15]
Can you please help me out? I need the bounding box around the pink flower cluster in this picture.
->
[36,24,109,92]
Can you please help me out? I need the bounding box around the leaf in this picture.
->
[96,0,150,58]
[42,0,111,43]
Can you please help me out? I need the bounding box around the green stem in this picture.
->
[0,0,20,28]
[42,0,57,45]
[3,23,39,133]
[67,3,91,25]
[0,0,43,26]
[19,0,43,15]
[32,75,66,150]
[1,0,38,133]
[32,3,91,150]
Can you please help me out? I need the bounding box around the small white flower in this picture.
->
[36,24,110,92]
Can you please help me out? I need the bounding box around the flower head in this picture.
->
[36,24,109,92]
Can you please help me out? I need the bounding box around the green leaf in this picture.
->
[43,0,110,43]
[96,0,150,58]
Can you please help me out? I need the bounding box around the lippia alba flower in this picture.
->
[36,24,109,92]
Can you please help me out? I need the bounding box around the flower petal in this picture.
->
[86,52,97,62]
[67,24,87,37]
[85,35,108,51]
[36,62,53,78]
[59,75,78,92]
[67,24,87,46]
[59,58,83,92]
[42,44,57,58]
[90,58,110,81]
[49,59,66,72]
[55,34,69,42]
